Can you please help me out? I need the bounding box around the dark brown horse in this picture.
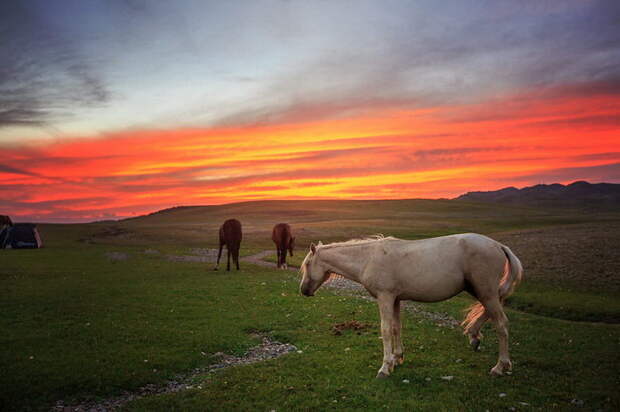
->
[272,223,295,269]
[214,219,242,271]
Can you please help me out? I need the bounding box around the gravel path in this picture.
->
[240,250,299,272]
[52,334,296,412]
[169,249,460,329]
[240,251,460,329]
[321,274,459,329]
[240,250,283,269]
[165,248,219,263]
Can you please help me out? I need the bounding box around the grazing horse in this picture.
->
[272,223,295,269]
[214,219,242,271]
[299,234,523,379]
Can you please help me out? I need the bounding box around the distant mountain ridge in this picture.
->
[455,181,620,209]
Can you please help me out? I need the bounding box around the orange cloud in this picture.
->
[1,88,619,222]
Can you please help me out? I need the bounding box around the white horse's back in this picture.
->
[362,233,505,302]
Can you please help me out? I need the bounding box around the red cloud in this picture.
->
[1,84,619,222]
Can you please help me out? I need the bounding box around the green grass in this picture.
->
[3,244,619,411]
[1,246,254,410]
[2,199,620,410]
[262,252,306,268]
[507,286,620,324]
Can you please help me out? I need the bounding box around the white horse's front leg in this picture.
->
[393,300,404,365]
[376,294,396,378]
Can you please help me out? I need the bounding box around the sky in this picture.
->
[1,0,619,222]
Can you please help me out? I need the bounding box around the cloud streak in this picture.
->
[0,2,111,131]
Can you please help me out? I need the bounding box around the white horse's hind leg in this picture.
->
[376,294,397,378]
[467,311,488,351]
[485,299,512,376]
[392,300,404,365]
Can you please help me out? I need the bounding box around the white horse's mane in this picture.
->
[299,235,397,274]
[317,234,397,249]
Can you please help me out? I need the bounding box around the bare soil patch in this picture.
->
[332,320,372,335]
[494,222,620,293]
[241,250,284,269]
[104,251,129,262]
[166,248,219,263]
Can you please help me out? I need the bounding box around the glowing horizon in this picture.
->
[3,86,618,222]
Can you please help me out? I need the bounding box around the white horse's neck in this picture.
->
[317,243,375,284]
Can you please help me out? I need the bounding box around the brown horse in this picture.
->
[214,219,242,271]
[272,223,295,269]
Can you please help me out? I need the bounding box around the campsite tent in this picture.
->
[0,215,13,248]
[1,223,43,249]
[0,215,12,226]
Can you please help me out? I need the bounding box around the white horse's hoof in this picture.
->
[490,367,502,376]
[490,363,510,376]
[376,371,390,379]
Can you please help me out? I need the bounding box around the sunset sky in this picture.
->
[1,0,619,222]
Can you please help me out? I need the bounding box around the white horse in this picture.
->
[299,234,523,378]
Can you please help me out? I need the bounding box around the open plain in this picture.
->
[1,199,619,411]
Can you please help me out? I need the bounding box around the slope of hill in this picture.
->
[455,181,620,209]
[61,198,609,251]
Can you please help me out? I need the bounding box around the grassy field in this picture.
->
[1,199,619,411]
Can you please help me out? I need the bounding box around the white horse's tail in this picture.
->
[498,244,523,301]
[462,243,523,335]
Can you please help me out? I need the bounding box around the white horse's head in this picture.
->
[299,242,330,296]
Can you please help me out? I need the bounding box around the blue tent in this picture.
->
[1,223,43,249]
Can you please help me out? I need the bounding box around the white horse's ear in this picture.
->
[318,240,323,245]
[310,243,317,254]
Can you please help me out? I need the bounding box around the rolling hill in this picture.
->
[455,181,620,209]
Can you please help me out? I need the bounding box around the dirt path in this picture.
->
[169,249,459,328]
[322,275,460,329]
[52,334,296,412]
[241,250,299,271]
[242,251,460,329]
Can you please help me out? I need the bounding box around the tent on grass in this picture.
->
[0,215,13,248]
[1,223,43,249]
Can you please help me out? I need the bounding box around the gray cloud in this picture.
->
[0,2,111,130]
[414,147,508,158]
[3,1,618,133]
[202,0,620,127]
[0,163,39,177]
